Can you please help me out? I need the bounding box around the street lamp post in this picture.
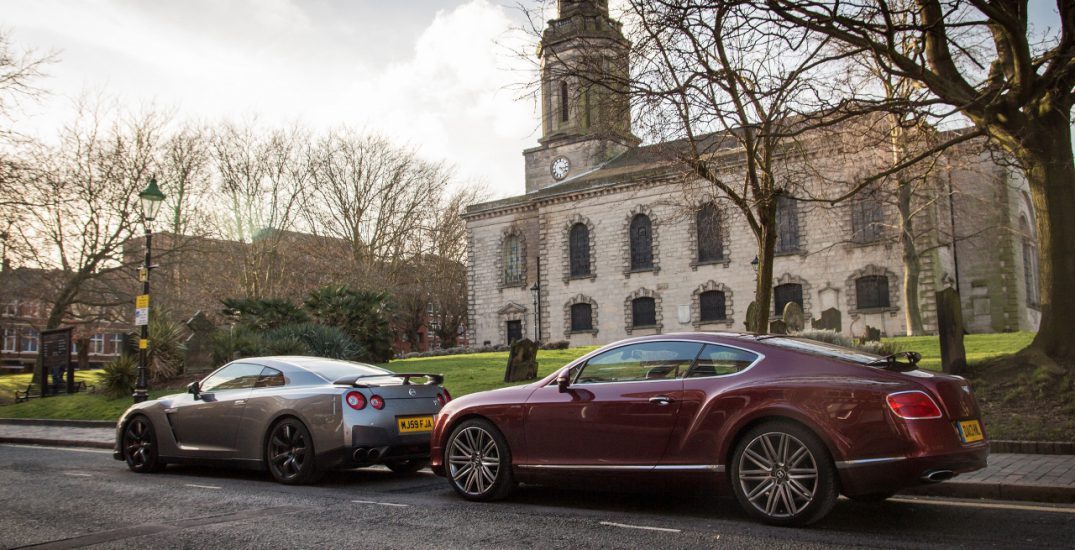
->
[530,281,541,343]
[133,178,165,403]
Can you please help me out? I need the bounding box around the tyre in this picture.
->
[122,415,165,473]
[266,418,322,485]
[385,459,429,475]
[445,418,515,501]
[730,421,838,526]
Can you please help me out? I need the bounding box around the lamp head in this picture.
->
[139,178,166,222]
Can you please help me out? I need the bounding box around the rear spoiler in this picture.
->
[333,373,445,387]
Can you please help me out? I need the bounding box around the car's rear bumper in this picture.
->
[837,443,989,497]
[316,425,432,469]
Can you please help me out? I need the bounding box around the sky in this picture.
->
[4,0,552,199]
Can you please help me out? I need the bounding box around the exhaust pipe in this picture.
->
[367,448,381,461]
[353,448,368,462]
[921,470,955,483]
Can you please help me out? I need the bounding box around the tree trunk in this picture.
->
[752,221,778,334]
[897,177,926,335]
[1018,116,1075,363]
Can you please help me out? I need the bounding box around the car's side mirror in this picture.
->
[556,372,571,393]
[187,381,201,399]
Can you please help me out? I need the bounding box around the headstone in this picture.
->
[745,301,757,331]
[935,288,967,375]
[184,311,217,374]
[863,325,881,342]
[769,320,788,335]
[811,308,842,332]
[783,302,805,332]
[504,338,539,382]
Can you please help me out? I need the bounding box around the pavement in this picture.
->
[1,418,1073,504]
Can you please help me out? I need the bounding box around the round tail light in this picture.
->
[370,394,385,410]
[345,391,366,410]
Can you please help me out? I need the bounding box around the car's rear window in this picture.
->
[760,337,882,365]
[298,360,391,382]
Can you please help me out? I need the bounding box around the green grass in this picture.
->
[0,370,106,404]
[0,334,1036,422]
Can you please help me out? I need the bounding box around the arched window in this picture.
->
[776,196,800,253]
[632,297,656,327]
[773,283,803,315]
[699,290,727,322]
[629,214,653,270]
[570,303,593,332]
[855,275,890,309]
[696,203,723,263]
[1020,216,1040,306]
[569,223,590,277]
[503,234,523,285]
[560,81,569,122]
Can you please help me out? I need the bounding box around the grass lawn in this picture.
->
[0,369,106,404]
[0,334,1043,428]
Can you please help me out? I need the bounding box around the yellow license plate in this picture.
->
[397,416,434,434]
[958,420,984,443]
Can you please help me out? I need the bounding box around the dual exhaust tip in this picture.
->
[352,447,382,463]
[921,470,955,483]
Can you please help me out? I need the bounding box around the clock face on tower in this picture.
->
[550,156,571,181]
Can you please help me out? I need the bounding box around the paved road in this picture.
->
[1,444,1073,549]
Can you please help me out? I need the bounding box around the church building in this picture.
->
[463,0,1040,347]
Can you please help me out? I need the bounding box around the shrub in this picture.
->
[145,309,186,381]
[101,355,138,398]
[264,334,310,356]
[212,325,268,364]
[304,286,395,362]
[221,297,309,330]
[266,323,364,360]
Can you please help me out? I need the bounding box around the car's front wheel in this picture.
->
[266,418,322,485]
[122,415,164,473]
[730,421,838,526]
[445,418,515,501]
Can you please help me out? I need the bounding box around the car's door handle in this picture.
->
[234,400,246,406]
[649,396,673,405]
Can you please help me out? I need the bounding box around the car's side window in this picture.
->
[201,363,264,392]
[576,342,703,384]
[256,367,286,388]
[686,344,758,378]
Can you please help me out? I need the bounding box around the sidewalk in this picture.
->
[0,419,1072,503]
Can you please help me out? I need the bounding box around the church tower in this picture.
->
[523,0,639,193]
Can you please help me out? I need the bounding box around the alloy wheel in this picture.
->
[737,431,819,519]
[448,426,501,496]
[124,417,153,469]
[268,422,308,481]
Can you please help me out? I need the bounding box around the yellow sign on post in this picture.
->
[139,339,148,350]
[135,294,149,309]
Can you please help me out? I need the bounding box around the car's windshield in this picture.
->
[760,337,882,365]
[299,360,391,382]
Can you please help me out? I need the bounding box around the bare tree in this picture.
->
[767,0,1075,364]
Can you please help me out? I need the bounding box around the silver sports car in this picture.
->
[113,356,450,484]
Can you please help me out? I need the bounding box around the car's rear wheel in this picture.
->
[122,415,164,473]
[730,421,838,526]
[446,418,515,501]
[385,459,429,475]
[266,418,321,485]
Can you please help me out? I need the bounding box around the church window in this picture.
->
[1020,216,1039,307]
[629,214,653,270]
[699,291,727,322]
[632,297,656,327]
[569,223,590,277]
[696,203,723,263]
[775,196,800,253]
[851,195,884,243]
[855,276,890,309]
[570,303,593,332]
[560,81,569,123]
[773,283,803,315]
[503,234,523,285]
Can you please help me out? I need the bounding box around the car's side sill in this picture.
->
[834,456,906,469]
[517,464,725,473]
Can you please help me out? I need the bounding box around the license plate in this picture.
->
[397,416,434,434]
[957,419,984,443]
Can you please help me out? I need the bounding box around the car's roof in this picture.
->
[229,356,386,378]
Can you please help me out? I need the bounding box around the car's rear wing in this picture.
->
[333,373,445,387]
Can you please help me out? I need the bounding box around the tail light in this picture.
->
[436,393,446,406]
[370,394,385,410]
[345,391,366,410]
[442,388,452,403]
[887,390,942,419]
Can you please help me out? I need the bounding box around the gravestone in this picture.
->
[863,325,881,342]
[783,302,805,333]
[184,311,217,374]
[769,320,788,335]
[745,301,757,331]
[504,338,539,382]
[811,308,842,332]
[935,287,967,375]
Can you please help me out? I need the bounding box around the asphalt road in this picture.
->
[1,444,1073,549]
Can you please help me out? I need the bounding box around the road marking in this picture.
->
[891,497,1075,515]
[184,483,221,490]
[0,443,111,454]
[63,472,92,477]
[352,500,410,508]
[599,521,681,533]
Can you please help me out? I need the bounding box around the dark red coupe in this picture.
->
[430,332,988,526]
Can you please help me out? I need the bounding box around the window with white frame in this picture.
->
[2,302,16,317]
[2,328,16,352]
[20,328,38,353]
[110,334,125,355]
[90,333,105,354]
